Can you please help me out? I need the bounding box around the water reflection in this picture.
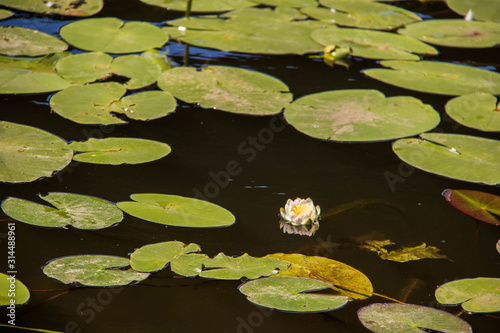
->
[279,219,320,237]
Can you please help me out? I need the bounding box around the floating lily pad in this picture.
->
[257,0,317,6]
[268,253,372,299]
[311,26,438,61]
[398,20,500,48]
[0,121,73,183]
[42,255,150,287]
[497,239,500,253]
[109,55,162,89]
[130,241,202,272]
[0,9,13,20]
[303,0,421,30]
[170,253,210,277]
[1,193,123,229]
[55,52,112,84]
[239,276,349,312]
[0,273,30,305]
[447,0,500,23]
[358,303,473,332]
[68,137,171,165]
[435,277,500,313]
[60,18,168,53]
[0,26,68,56]
[0,0,103,16]
[362,240,447,262]
[158,66,292,115]
[199,253,290,280]
[0,53,74,94]
[445,93,500,132]
[284,89,440,142]
[392,133,500,185]
[50,82,176,124]
[364,60,500,96]
[442,189,500,226]
[117,193,236,228]
[140,0,255,12]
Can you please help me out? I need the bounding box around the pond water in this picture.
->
[1,1,499,332]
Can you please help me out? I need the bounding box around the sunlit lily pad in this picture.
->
[0,121,73,183]
[445,93,500,132]
[392,133,500,185]
[364,60,500,96]
[447,0,500,23]
[442,189,500,226]
[0,0,103,16]
[311,26,437,61]
[0,9,13,20]
[435,277,500,313]
[0,53,74,94]
[303,0,421,30]
[68,137,171,165]
[358,303,473,332]
[60,18,168,53]
[284,89,440,142]
[398,20,500,48]
[42,255,150,287]
[140,0,255,12]
[55,52,112,84]
[256,0,317,6]
[130,241,202,272]
[362,240,447,262]
[117,193,236,227]
[268,253,372,300]
[1,192,123,229]
[0,26,68,56]
[239,276,349,312]
[0,273,30,305]
[158,66,292,115]
[50,82,176,124]
[109,55,162,89]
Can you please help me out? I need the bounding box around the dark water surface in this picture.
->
[1,1,499,332]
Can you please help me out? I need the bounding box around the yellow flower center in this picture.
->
[291,204,311,217]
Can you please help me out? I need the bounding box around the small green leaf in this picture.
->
[362,240,447,262]
[130,241,202,272]
[443,189,500,226]
[445,93,500,132]
[0,26,68,56]
[0,273,29,305]
[0,0,103,16]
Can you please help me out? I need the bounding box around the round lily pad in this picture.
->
[60,17,168,54]
[130,241,202,272]
[392,133,500,185]
[55,52,113,84]
[109,54,162,89]
[140,0,255,12]
[0,121,73,183]
[158,66,292,115]
[445,93,500,132]
[116,193,236,228]
[443,189,500,226]
[447,0,500,23]
[42,255,150,287]
[0,273,30,305]
[398,19,500,48]
[358,303,472,332]
[0,0,103,16]
[284,89,440,142]
[258,0,317,6]
[0,26,68,56]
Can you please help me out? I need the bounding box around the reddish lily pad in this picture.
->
[443,189,500,226]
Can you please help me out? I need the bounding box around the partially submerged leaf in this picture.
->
[141,0,255,12]
[362,240,448,262]
[117,193,236,228]
[435,277,500,313]
[445,93,500,132]
[0,0,103,16]
[0,273,29,305]
[358,303,473,332]
[239,276,349,312]
[1,193,123,229]
[130,241,202,272]
[0,26,68,56]
[443,189,500,226]
[43,255,150,287]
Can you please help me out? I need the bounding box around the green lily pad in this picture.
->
[392,133,500,185]
[55,52,112,84]
[0,26,68,56]
[284,89,440,142]
[140,0,255,12]
[311,26,438,61]
[256,0,316,6]
[50,82,176,125]
[170,253,210,277]
[109,55,162,89]
[0,53,74,94]
[0,0,103,16]
[116,193,236,228]
[0,121,73,183]
[1,192,123,229]
[497,239,500,253]
[68,137,171,165]
[158,66,292,115]
[303,0,421,30]
[60,18,168,54]
[398,19,500,48]
[358,303,473,332]
[239,276,349,312]
[365,60,500,96]
[447,0,500,23]
[0,9,14,20]
[42,255,150,287]
[199,253,290,280]
[130,241,202,272]
[362,240,447,262]
[445,93,500,132]
[0,273,30,305]
[435,277,500,313]
[443,189,500,226]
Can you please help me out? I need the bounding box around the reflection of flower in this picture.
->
[280,197,320,226]
[280,219,319,237]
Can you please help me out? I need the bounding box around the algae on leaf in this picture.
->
[362,240,448,262]
[0,26,68,56]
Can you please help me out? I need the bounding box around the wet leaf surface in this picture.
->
[362,240,448,262]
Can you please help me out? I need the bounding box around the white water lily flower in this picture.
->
[280,197,320,226]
